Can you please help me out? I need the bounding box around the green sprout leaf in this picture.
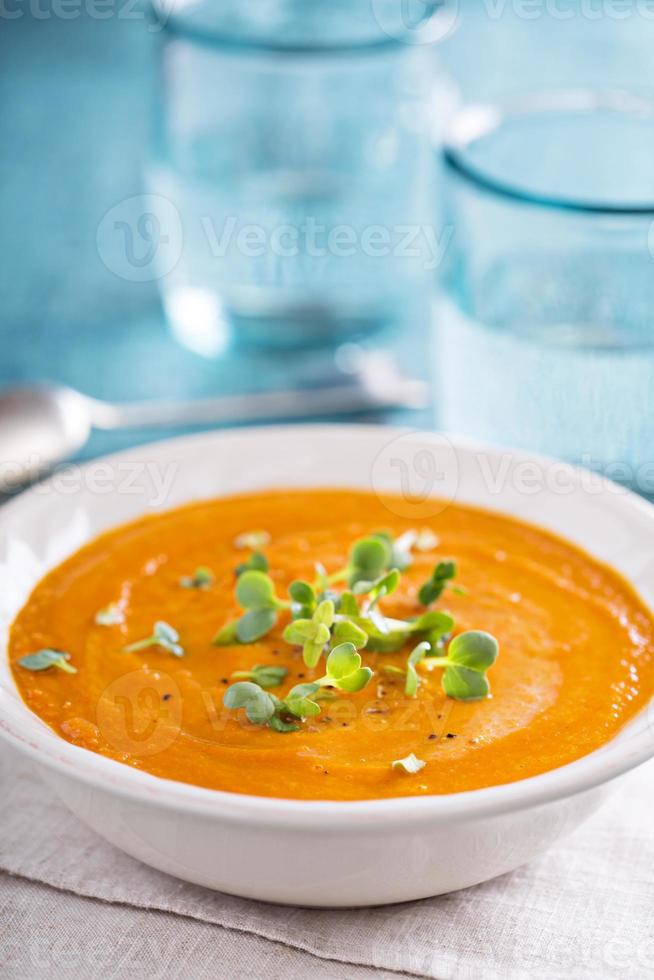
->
[405,641,430,697]
[442,665,490,700]
[332,618,368,648]
[94,602,124,627]
[235,552,269,577]
[284,682,322,718]
[354,609,454,654]
[372,528,438,570]
[391,753,426,774]
[325,642,359,679]
[18,649,77,674]
[431,630,499,702]
[231,664,289,689]
[348,536,389,588]
[236,607,278,643]
[335,667,373,693]
[418,560,458,606]
[180,566,214,590]
[353,568,401,604]
[337,590,359,617]
[374,529,417,571]
[215,569,287,647]
[321,642,373,693]
[223,681,276,724]
[234,530,270,551]
[124,621,184,657]
[448,630,498,670]
[289,580,316,607]
[282,599,334,667]
[236,570,277,609]
[268,714,300,733]
[314,599,335,627]
[213,620,239,646]
[414,610,455,639]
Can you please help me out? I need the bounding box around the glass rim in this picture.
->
[151,0,437,54]
[442,89,654,216]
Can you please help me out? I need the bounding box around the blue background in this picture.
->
[1,2,654,458]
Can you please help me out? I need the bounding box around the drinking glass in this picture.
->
[434,90,654,493]
[149,0,443,357]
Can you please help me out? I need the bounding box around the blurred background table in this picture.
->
[3,4,654,460]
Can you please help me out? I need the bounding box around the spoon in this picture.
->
[0,352,428,490]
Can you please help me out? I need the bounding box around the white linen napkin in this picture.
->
[2,743,653,980]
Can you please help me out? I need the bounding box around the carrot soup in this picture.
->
[8,489,654,800]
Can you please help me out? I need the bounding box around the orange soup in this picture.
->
[8,489,654,800]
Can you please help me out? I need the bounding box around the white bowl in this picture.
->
[1,425,653,907]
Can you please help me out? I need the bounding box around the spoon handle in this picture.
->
[87,378,428,431]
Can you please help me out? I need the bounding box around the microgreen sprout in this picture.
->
[353,568,401,609]
[235,552,269,577]
[124,621,184,658]
[321,642,373,692]
[276,643,374,717]
[94,602,124,626]
[382,631,498,700]
[350,609,454,654]
[223,681,277,725]
[371,528,437,570]
[372,529,417,571]
[346,536,390,587]
[214,570,290,646]
[381,640,432,696]
[216,531,497,707]
[331,617,368,647]
[180,566,214,590]
[18,649,77,674]
[289,579,317,619]
[391,753,425,774]
[234,530,270,551]
[404,641,430,697]
[418,560,458,606]
[318,536,390,590]
[428,630,498,700]
[223,642,373,732]
[283,599,334,667]
[231,664,289,689]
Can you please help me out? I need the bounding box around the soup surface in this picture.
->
[9,489,654,800]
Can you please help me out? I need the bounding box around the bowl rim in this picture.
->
[2,422,654,830]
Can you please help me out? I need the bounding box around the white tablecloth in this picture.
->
[1,744,653,980]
